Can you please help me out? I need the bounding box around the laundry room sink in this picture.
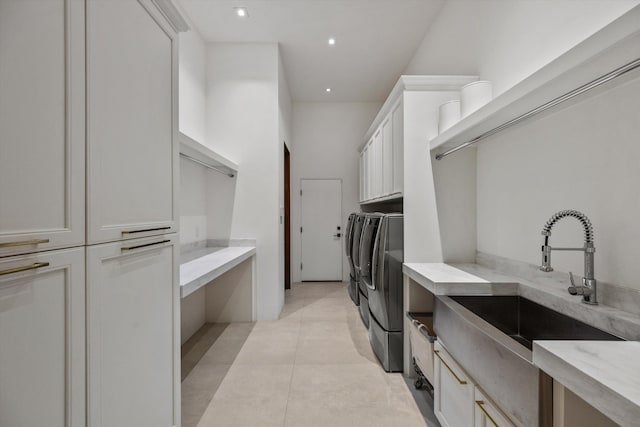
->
[434,294,624,427]
[449,295,623,350]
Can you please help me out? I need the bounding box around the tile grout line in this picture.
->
[281,295,306,427]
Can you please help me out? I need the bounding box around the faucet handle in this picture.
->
[568,272,579,295]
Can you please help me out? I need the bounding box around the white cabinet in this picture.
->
[363,141,372,200]
[434,342,475,427]
[434,342,517,427]
[359,153,365,201]
[87,235,178,427]
[373,129,383,198]
[86,0,179,244]
[391,100,404,194]
[382,116,393,195]
[0,248,85,427]
[474,387,515,427]
[0,0,85,257]
[359,97,403,203]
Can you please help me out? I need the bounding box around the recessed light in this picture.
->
[328,38,336,46]
[326,88,332,93]
[235,7,248,17]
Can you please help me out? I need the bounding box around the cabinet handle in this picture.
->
[121,227,171,235]
[433,349,467,385]
[0,239,50,248]
[0,262,50,277]
[121,239,170,252]
[475,400,499,427]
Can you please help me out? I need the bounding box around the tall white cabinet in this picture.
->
[87,236,178,427]
[0,0,85,257]
[87,0,179,244]
[0,1,186,426]
[0,248,86,427]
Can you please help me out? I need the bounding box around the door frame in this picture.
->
[284,144,291,290]
[299,178,343,282]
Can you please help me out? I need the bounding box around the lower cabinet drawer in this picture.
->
[408,312,436,383]
[474,387,516,427]
[434,341,475,427]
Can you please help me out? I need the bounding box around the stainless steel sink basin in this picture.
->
[434,295,624,427]
[450,295,623,350]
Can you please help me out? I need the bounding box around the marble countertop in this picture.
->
[403,262,640,341]
[533,341,640,426]
[403,262,519,295]
[180,246,256,298]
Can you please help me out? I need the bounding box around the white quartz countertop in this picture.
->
[403,262,519,295]
[533,341,640,426]
[403,262,640,341]
[180,246,255,298]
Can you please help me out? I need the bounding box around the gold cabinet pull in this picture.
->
[121,240,170,252]
[0,239,50,248]
[121,227,171,235]
[0,262,50,277]
[475,400,499,427]
[433,349,467,385]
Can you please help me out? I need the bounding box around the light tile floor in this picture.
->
[182,281,437,427]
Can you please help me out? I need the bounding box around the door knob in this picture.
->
[333,233,341,238]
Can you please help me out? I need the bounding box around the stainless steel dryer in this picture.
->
[358,213,383,328]
[345,213,359,306]
[367,213,404,372]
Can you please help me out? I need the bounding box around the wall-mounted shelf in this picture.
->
[430,5,640,156]
[179,132,238,177]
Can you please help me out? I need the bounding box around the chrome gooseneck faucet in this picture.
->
[540,210,598,305]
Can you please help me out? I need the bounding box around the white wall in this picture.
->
[477,74,640,291]
[290,102,381,283]
[402,2,640,291]
[178,28,207,142]
[405,0,639,96]
[179,156,208,245]
[205,43,282,320]
[278,49,292,310]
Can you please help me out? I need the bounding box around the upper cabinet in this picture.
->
[0,0,85,257]
[358,76,480,205]
[86,0,179,244]
[359,99,403,203]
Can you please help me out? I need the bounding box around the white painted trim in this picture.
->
[151,0,190,32]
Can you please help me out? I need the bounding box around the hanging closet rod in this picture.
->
[435,57,640,160]
[180,153,236,177]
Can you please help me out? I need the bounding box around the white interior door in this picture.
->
[300,179,342,281]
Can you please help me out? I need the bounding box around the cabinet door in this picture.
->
[0,247,85,427]
[0,0,85,257]
[359,152,365,202]
[87,235,178,427]
[87,0,178,244]
[382,116,394,196]
[434,342,475,427]
[474,387,515,427]
[373,129,383,198]
[364,142,372,200]
[391,100,404,194]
